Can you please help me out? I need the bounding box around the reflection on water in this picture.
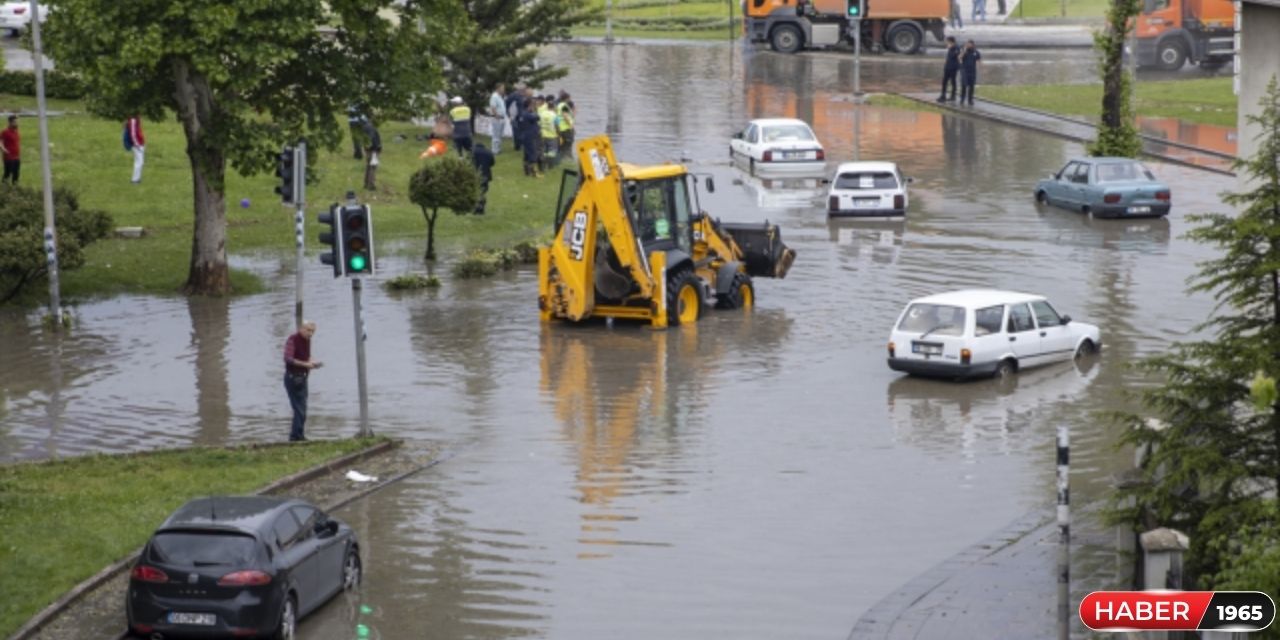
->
[0,41,1242,638]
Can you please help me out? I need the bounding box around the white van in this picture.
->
[887,290,1101,379]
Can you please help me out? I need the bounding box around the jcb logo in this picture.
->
[569,212,588,261]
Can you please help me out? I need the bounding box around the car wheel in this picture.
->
[1157,38,1187,71]
[1074,339,1096,360]
[748,157,756,174]
[1081,205,1091,217]
[770,24,803,54]
[272,594,297,640]
[1035,190,1048,205]
[342,549,362,591]
[993,359,1016,379]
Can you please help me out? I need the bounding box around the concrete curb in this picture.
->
[6,438,400,640]
[849,509,1052,640]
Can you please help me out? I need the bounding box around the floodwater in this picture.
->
[0,42,1239,638]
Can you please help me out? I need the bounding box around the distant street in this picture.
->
[1,34,51,71]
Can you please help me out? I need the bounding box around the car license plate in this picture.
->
[168,612,216,626]
[1127,206,1151,214]
[854,198,879,207]
[781,151,805,160]
[912,342,943,355]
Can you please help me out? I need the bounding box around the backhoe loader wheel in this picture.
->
[715,272,755,310]
[667,269,703,326]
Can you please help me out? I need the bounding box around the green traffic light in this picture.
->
[349,254,367,272]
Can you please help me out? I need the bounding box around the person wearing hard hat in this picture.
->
[449,96,473,156]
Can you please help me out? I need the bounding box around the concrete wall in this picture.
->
[1238,1,1280,163]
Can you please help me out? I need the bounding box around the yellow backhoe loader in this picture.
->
[538,135,796,329]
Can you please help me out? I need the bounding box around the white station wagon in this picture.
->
[887,290,1101,379]
[828,161,910,218]
[730,118,825,174]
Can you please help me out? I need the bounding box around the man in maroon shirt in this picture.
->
[283,321,323,441]
[1,115,19,184]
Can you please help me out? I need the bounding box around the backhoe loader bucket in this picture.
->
[720,222,797,279]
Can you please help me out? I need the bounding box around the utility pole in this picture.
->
[29,0,60,329]
[605,0,613,42]
[850,2,864,162]
[293,141,307,327]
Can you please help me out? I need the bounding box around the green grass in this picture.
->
[572,25,740,40]
[980,78,1238,127]
[3,94,565,301]
[1010,0,1108,18]
[866,94,946,114]
[573,0,743,38]
[0,438,387,637]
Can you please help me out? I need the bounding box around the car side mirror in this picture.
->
[315,519,338,538]
[1061,315,1072,324]
[705,176,715,193]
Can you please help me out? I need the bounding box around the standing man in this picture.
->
[347,105,366,160]
[488,83,508,155]
[361,119,382,191]
[1,116,19,185]
[449,96,473,156]
[283,321,322,442]
[936,37,962,103]
[960,40,982,106]
[950,0,963,30]
[125,113,145,184]
[472,142,495,214]
[517,96,543,177]
[555,91,575,166]
[506,85,528,153]
[537,95,558,173]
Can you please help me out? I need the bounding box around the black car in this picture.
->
[126,496,361,639]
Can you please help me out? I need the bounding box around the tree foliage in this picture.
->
[441,0,596,116]
[1114,77,1280,586]
[1089,0,1142,157]
[43,0,453,295]
[408,155,480,262]
[0,185,112,303]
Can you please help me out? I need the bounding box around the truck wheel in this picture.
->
[770,24,803,54]
[715,272,755,310]
[1157,39,1187,71]
[667,268,703,326]
[884,21,923,55]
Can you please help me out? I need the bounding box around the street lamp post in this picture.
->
[29,0,61,329]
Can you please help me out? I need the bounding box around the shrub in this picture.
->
[0,71,87,100]
[0,185,112,303]
[383,273,441,290]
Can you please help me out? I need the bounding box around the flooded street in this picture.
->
[0,42,1237,638]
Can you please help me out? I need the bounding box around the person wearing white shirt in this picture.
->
[488,83,509,155]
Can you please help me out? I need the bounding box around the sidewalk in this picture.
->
[932,23,1096,49]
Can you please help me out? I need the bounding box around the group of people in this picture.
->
[0,113,145,186]
[948,0,1006,29]
[938,37,982,106]
[496,84,576,178]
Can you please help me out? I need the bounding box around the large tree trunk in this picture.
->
[1100,32,1125,131]
[173,59,231,296]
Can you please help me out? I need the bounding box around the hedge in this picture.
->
[0,70,86,100]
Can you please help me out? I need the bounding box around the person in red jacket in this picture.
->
[125,114,145,183]
[1,115,19,184]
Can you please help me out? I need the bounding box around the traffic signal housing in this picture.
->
[275,145,297,205]
[339,204,375,277]
[317,206,342,278]
[847,0,865,18]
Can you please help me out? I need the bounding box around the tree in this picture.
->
[441,0,595,120]
[1114,77,1280,585]
[1090,0,1142,157]
[0,185,112,303]
[409,156,480,262]
[44,0,451,295]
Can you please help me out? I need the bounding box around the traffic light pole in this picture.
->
[852,17,863,162]
[350,277,371,437]
[293,142,307,327]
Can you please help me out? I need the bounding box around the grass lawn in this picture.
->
[0,93,566,302]
[980,78,1238,127]
[572,0,742,40]
[1011,0,1108,18]
[866,94,946,114]
[0,438,387,637]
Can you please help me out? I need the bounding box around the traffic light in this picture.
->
[339,204,374,276]
[317,205,342,278]
[275,145,297,205]
[847,0,865,18]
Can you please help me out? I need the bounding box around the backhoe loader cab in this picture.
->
[538,135,796,329]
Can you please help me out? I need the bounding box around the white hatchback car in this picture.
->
[730,118,825,174]
[0,1,47,36]
[887,290,1101,379]
[828,161,910,218]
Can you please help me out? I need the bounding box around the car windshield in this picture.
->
[897,303,966,336]
[835,172,898,190]
[150,531,259,566]
[762,124,815,143]
[1094,161,1156,183]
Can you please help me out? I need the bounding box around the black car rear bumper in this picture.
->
[887,357,999,379]
[127,587,283,638]
[1092,203,1171,219]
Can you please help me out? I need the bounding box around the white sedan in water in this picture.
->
[730,118,825,174]
[0,1,47,36]
[827,161,911,218]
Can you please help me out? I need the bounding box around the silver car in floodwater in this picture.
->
[1034,157,1171,219]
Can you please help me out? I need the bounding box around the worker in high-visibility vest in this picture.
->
[448,96,473,156]
[536,96,558,173]
[555,93,575,167]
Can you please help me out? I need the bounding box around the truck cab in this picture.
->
[1134,0,1234,70]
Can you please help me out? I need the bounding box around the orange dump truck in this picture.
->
[1134,0,1234,70]
[744,0,948,55]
